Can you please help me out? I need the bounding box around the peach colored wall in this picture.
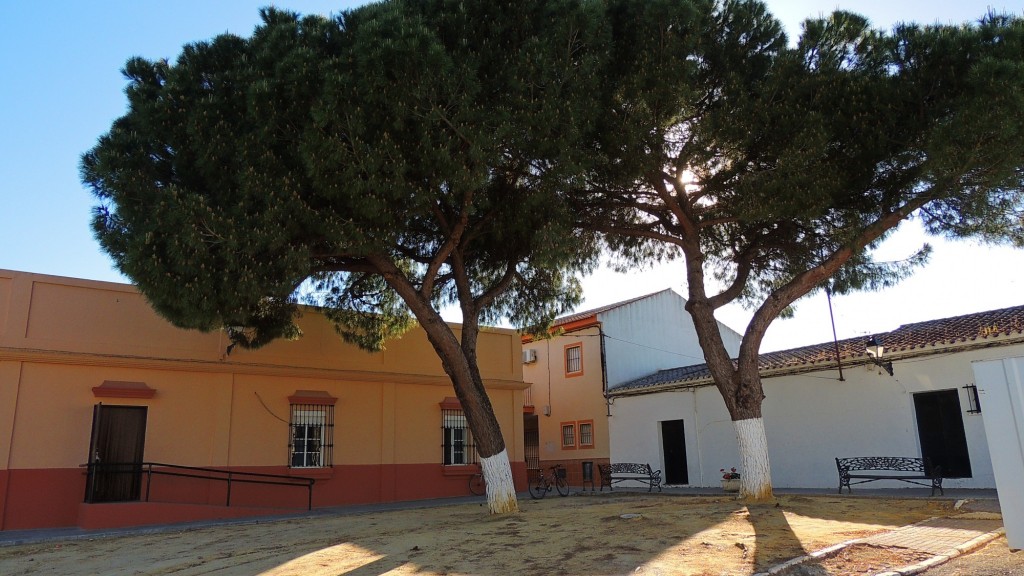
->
[24,281,221,358]
[0,270,523,383]
[0,276,11,334]
[522,326,610,465]
[1,363,523,471]
[0,362,19,469]
[4,363,234,469]
[0,270,527,530]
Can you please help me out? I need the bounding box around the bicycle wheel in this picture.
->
[529,474,547,499]
[468,473,485,496]
[555,475,569,497]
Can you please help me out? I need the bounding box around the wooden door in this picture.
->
[84,404,148,502]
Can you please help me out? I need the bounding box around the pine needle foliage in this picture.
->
[574,0,1024,500]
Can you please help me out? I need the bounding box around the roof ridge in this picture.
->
[552,288,680,326]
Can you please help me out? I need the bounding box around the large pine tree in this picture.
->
[82,0,610,513]
[579,0,1024,499]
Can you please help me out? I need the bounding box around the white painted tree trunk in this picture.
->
[733,417,773,500]
[481,449,519,514]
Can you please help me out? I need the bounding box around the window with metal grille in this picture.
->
[578,421,594,448]
[442,408,477,465]
[565,343,582,376]
[290,404,334,468]
[561,422,576,448]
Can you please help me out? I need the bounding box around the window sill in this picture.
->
[442,465,480,477]
[289,467,334,480]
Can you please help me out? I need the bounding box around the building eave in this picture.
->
[608,333,1024,398]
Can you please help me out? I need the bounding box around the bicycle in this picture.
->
[468,471,486,496]
[529,464,569,499]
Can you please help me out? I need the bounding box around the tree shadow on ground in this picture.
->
[0,492,950,576]
[747,500,809,572]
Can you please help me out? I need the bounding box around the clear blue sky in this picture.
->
[1,0,1020,352]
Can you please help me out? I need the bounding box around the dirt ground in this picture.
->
[0,493,975,575]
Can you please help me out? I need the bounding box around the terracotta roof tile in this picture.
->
[612,304,1024,393]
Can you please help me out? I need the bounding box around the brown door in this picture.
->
[84,404,148,503]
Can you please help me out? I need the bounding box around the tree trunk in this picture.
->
[372,257,519,514]
[734,417,772,500]
[422,320,520,514]
[681,243,775,501]
[480,449,517,512]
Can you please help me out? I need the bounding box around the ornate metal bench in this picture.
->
[598,463,662,492]
[835,457,943,496]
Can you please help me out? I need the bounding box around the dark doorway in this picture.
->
[913,390,972,478]
[661,419,688,485]
[85,404,148,503]
[523,414,540,475]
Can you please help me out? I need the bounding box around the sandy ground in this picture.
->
[919,536,1024,576]
[0,493,959,576]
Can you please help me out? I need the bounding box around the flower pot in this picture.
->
[721,478,741,493]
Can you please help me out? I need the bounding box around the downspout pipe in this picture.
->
[599,324,611,416]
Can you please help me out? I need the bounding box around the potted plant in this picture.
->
[720,468,740,492]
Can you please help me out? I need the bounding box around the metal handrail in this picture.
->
[82,461,316,510]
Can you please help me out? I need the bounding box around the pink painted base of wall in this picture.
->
[2,468,85,530]
[2,461,528,531]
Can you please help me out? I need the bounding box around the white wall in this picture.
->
[972,355,1024,549]
[601,290,742,389]
[610,342,1024,489]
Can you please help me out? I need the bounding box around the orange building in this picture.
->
[0,270,528,531]
[522,290,741,489]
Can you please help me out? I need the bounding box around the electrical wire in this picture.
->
[255,391,290,425]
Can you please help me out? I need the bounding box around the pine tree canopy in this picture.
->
[580,1,1024,312]
[83,0,1024,350]
[83,0,611,350]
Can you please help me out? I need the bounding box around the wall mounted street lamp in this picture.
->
[865,336,894,376]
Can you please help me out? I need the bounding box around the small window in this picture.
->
[442,408,478,465]
[565,343,583,376]
[290,404,334,468]
[561,422,576,449]
[578,421,594,448]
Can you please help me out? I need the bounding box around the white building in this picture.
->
[607,305,1024,490]
[521,289,741,486]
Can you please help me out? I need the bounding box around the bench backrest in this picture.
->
[602,463,652,475]
[836,457,927,474]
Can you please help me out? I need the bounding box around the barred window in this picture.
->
[578,421,594,448]
[290,404,334,468]
[442,408,477,465]
[565,344,582,376]
[561,423,576,448]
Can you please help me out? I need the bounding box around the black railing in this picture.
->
[82,462,316,510]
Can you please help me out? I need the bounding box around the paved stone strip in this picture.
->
[864,517,1003,555]
[756,516,1005,576]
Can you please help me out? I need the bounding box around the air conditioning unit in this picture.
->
[522,348,538,364]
